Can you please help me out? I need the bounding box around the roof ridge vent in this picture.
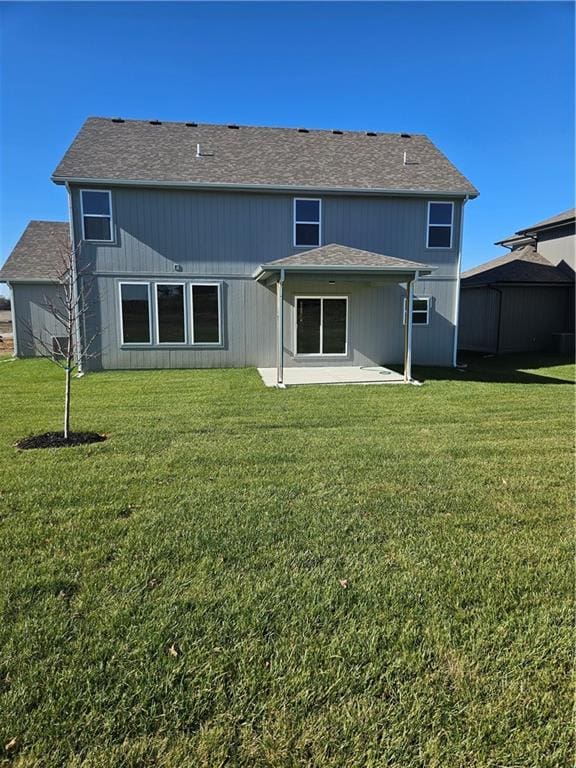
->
[111,117,125,123]
[332,130,343,135]
[227,124,240,129]
[297,128,309,133]
[400,133,411,138]
[186,122,198,127]
[366,132,377,137]
[149,120,162,125]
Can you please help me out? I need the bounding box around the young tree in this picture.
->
[23,237,99,440]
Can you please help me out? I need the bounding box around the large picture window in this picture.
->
[191,284,221,344]
[119,281,222,346]
[81,190,113,242]
[296,296,347,355]
[120,283,151,344]
[294,199,321,247]
[156,284,186,343]
[427,201,453,248]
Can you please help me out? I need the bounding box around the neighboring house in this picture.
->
[459,209,575,354]
[0,221,70,358]
[0,117,478,383]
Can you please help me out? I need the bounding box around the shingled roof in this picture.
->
[461,245,573,286]
[516,207,575,234]
[52,117,479,196]
[254,243,435,280]
[0,221,69,282]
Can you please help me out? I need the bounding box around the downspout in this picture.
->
[452,195,469,367]
[7,281,17,357]
[65,182,83,375]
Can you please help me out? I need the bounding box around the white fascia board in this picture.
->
[253,264,435,280]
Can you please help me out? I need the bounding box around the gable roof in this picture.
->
[254,243,435,280]
[52,117,479,197]
[516,207,575,234]
[0,221,69,282]
[461,245,573,286]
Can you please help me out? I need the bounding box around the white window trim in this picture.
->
[294,295,348,356]
[154,282,188,345]
[189,282,222,346]
[403,296,430,327]
[81,189,114,242]
[293,198,322,248]
[119,281,152,345]
[426,201,453,250]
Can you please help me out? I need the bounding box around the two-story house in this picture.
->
[1,118,478,385]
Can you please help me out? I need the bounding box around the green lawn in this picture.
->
[0,356,573,767]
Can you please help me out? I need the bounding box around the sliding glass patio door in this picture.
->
[295,297,348,355]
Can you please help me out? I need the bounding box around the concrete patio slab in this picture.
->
[258,365,410,387]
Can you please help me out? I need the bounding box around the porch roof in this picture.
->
[253,243,436,282]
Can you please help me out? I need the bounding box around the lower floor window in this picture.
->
[191,284,221,343]
[120,283,151,343]
[119,281,221,346]
[403,296,430,326]
[156,283,185,343]
[296,296,347,355]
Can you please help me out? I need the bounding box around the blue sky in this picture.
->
[0,1,574,294]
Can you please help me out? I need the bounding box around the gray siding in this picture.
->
[84,276,276,370]
[70,185,463,370]
[11,283,65,357]
[459,284,571,354]
[536,226,575,271]
[458,287,500,353]
[498,285,570,353]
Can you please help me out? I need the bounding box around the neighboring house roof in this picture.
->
[494,233,535,248]
[0,221,69,282]
[516,207,575,234]
[461,245,573,286]
[254,243,435,280]
[52,117,479,197]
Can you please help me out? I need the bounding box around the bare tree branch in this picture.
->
[16,235,102,438]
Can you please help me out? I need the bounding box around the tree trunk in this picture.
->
[64,364,71,440]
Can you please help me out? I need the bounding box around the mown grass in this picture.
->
[0,355,573,767]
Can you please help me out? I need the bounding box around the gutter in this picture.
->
[52,175,478,200]
[253,263,436,281]
[517,219,575,237]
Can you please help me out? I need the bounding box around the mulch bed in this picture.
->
[16,432,106,450]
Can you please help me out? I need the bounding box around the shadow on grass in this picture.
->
[391,353,575,385]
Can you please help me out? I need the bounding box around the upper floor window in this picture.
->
[427,201,453,248]
[294,199,321,247]
[81,190,113,241]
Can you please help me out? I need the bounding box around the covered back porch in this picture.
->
[253,244,435,387]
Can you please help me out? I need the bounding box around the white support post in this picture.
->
[404,278,414,382]
[276,269,285,387]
